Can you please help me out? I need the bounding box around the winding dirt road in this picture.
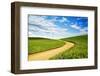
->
[28,41,74,61]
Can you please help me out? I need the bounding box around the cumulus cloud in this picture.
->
[28,15,88,39]
[59,17,68,23]
[80,27,88,32]
[71,24,88,35]
[71,24,80,30]
[28,15,68,39]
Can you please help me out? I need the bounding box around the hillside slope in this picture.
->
[50,35,88,59]
[28,37,65,54]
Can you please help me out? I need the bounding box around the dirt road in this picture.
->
[28,41,74,61]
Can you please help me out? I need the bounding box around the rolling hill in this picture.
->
[50,35,88,59]
[28,37,65,54]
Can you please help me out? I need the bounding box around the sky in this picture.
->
[28,15,88,39]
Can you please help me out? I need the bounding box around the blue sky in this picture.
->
[28,15,88,39]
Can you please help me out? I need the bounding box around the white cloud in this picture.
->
[59,17,68,23]
[80,27,88,32]
[28,15,88,39]
[29,31,33,35]
[71,24,80,30]
[71,24,88,35]
[79,27,88,35]
[28,15,68,39]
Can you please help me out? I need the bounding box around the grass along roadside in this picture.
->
[28,37,65,54]
[28,41,74,60]
[50,35,88,59]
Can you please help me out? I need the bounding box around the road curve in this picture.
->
[28,41,74,61]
